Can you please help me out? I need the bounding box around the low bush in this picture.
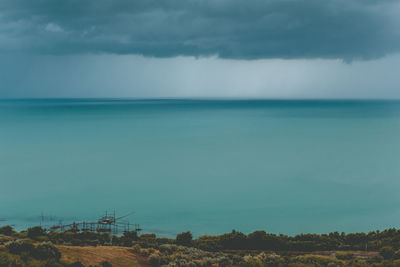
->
[132,244,141,253]
[5,239,35,254]
[149,253,161,266]
[34,242,61,261]
[336,251,353,260]
[0,226,14,236]
[380,246,395,259]
[176,231,193,247]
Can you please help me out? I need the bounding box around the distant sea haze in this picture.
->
[1,99,400,237]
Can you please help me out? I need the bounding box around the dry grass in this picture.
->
[57,245,149,267]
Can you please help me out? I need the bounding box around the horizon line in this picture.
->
[1,97,400,102]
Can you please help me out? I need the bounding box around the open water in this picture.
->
[1,99,400,236]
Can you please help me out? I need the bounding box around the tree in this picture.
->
[6,240,35,254]
[176,231,193,246]
[27,226,46,239]
[148,254,161,267]
[0,225,13,236]
[248,230,268,249]
[380,246,395,259]
[220,230,247,250]
[34,242,61,261]
[123,230,138,241]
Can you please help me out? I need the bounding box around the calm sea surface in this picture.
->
[1,99,400,236]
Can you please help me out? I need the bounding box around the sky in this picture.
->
[0,0,399,99]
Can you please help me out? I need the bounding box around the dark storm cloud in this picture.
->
[0,0,399,60]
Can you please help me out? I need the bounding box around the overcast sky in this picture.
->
[0,0,399,98]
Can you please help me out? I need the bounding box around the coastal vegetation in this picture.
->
[2,225,400,266]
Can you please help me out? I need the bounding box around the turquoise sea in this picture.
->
[1,99,400,237]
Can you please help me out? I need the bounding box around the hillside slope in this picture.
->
[57,245,148,267]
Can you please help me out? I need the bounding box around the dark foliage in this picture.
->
[380,246,395,259]
[5,240,34,254]
[193,228,400,253]
[34,242,61,261]
[176,231,193,247]
[27,226,46,240]
[2,240,64,267]
[0,226,14,236]
[98,261,113,267]
[5,225,400,266]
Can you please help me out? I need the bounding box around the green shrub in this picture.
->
[335,251,353,260]
[0,251,24,267]
[159,244,177,254]
[0,226,14,236]
[141,249,150,257]
[138,233,157,248]
[220,230,247,250]
[148,253,161,267]
[132,244,141,253]
[27,226,46,239]
[289,255,342,267]
[33,242,61,261]
[140,233,156,239]
[5,239,35,254]
[99,261,113,267]
[394,249,400,259]
[123,230,138,241]
[380,246,395,259]
[156,237,175,245]
[194,235,222,252]
[68,261,85,267]
[176,231,193,247]
[42,259,64,267]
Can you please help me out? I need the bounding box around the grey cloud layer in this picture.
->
[0,0,399,60]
